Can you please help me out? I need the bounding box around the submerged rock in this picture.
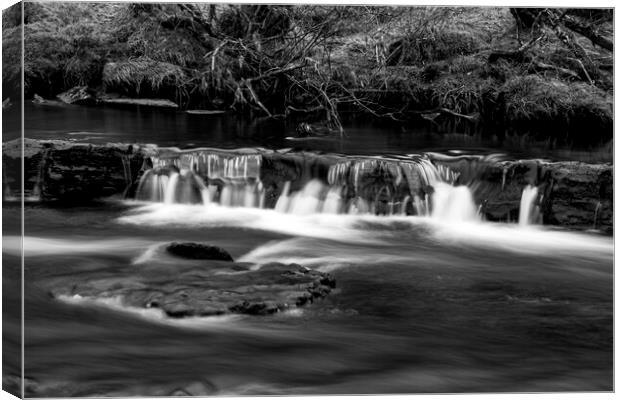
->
[46,259,336,317]
[166,242,234,261]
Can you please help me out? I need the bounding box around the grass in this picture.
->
[2,4,613,144]
[102,58,186,96]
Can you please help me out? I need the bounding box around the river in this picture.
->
[1,103,614,396]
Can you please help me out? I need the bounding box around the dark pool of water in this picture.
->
[2,102,612,162]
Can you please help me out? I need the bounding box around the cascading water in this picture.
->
[430,182,479,222]
[137,152,265,207]
[134,150,482,223]
[519,185,540,226]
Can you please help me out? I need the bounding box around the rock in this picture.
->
[44,259,336,317]
[57,86,97,105]
[3,97,12,109]
[102,97,179,108]
[32,94,65,106]
[2,138,145,202]
[296,122,339,137]
[33,94,46,104]
[186,109,226,115]
[166,242,234,261]
[543,161,613,233]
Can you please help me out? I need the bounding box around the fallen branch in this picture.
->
[560,13,613,52]
[246,62,307,83]
[488,34,544,63]
[567,57,594,85]
[528,61,580,80]
[242,80,272,116]
[406,107,480,122]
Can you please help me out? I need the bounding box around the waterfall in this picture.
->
[288,180,324,215]
[138,152,265,207]
[431,182,479,222]
[134,150,485,221]
[136,169,170,202]
[519,185,539,226]
[322,186,343,214]
[593,201,602,229]
[274,181,292,213]
[163,172,180,204]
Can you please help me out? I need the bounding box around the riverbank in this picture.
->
[2,5,613,145]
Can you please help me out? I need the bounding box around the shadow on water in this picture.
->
[2,102,612,162]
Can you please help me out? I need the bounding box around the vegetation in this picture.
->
[2,4,613,144]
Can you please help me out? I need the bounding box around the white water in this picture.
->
[117,201,612,261]
[3,236,153,257]
[136,154,469,218]
[519,185,540,226]
[430,183,479,222]
[57,294,241,330]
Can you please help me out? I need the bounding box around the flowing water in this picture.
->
[1,105,614,396]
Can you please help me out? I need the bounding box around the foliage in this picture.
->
[1,4,613,143]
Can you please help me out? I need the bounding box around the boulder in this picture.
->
[45,259,336,317]
[166,242,233,261]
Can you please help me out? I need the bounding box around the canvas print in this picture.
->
[1,2,614,397]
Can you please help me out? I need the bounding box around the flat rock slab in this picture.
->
[102,98,179,108]
[45,259,335,318]
[186,109,226,115]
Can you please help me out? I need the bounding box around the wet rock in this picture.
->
[33,93,46,104]
[186,109,226,115]
[102,97,179,108]
[542,161,613,233]
[57,86,97,105]
[32,94,65,106]
[296,122,339,137]
[166,242,234,261]
[2,138,145,202]
[45,259,336,317]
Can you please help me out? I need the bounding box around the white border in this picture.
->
[0,1,616,400]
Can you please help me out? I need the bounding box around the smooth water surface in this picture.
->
[2,102,612,162]
[2,201,613,395]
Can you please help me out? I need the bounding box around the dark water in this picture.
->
[2,104,614,396]
[2,102,613,162]
[2,201,614,395]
